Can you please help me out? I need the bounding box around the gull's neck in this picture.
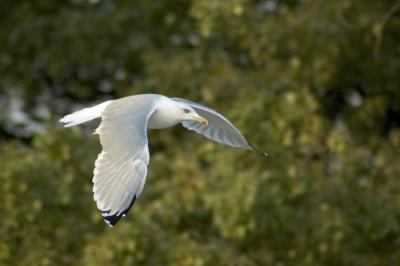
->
[147,97,182,129]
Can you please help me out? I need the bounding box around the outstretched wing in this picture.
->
[93,95,158,226]
[172,98,267,157]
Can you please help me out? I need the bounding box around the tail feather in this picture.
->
[60,101,112,127]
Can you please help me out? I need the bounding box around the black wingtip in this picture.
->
[248,142,269,159]
[103,215,121,227]
[101,195,137,227]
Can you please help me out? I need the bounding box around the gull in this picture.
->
[60,94,266,226]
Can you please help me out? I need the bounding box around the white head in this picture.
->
[173,102,208,125]
[148,97,208,129]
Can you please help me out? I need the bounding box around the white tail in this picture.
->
[60,101,112,127]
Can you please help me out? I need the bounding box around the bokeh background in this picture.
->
[1,0,400,265]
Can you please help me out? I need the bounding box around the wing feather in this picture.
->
[92,95,159,226]
[172,98,267,157]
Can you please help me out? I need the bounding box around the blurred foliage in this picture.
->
[1,0,400,265]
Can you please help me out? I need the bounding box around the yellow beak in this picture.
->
[193,115,208,126]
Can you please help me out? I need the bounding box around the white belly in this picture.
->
[147,110,180,129]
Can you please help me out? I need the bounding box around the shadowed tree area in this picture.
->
[1,0,400,265]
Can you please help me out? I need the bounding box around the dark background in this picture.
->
[1,0,400,265]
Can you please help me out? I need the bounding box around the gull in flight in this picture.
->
[60,94,266,226]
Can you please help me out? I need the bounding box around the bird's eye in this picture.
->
[183,109,190,114]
